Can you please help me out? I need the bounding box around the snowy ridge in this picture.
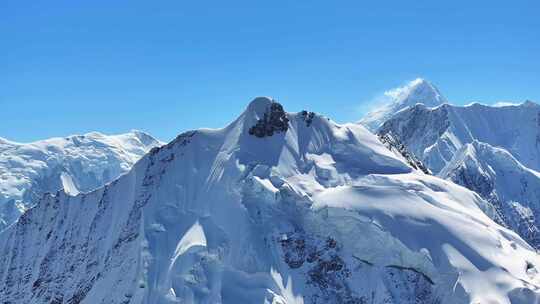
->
[1,98,539,303]
[440,141,540,248]
[0,130,162,230]
[376,99,540,249]
[378,101,540,174]
[359,78,448,132]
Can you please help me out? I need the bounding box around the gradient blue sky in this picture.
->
[2,0,539,142]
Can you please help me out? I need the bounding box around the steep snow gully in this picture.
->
[1,98,540,303]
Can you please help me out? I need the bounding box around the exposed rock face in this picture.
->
[278,233,438,304]
[377,104,450,174]
[378,132,431,174]
[300,111,316,127]
[249,102,289,137]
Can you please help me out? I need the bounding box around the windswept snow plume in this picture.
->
[0,130,162,230]
[359,78,448,132]
[1,98,539,303]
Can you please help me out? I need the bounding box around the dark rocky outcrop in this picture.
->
[249,103,289,137]
[378,132,431,174]
[300,110,316,127]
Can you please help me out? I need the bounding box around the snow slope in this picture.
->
[440,141,540,248]
[0,130,162,230]
[376,101,540,249]
[359,78,448,132]
[1,98,539,304]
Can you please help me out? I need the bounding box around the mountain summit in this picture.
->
[360,78,448,131]
[1,99,538,303]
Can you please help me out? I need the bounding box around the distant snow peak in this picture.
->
[480,100,538,108]
[360,78,447,131]
[384,78,435,101]
[0,130,162,230]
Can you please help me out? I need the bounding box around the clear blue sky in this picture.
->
[2,0,539,142]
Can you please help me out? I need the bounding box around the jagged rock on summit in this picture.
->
[300,110,316,127]
[248,100,290,138]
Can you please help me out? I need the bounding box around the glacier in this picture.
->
[0,130,162,231]
[1,98,539,303]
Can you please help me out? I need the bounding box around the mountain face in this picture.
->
[378,102,540,174]
[376,101,540,248]
[378,132,431,175]
[359,78,448,132]
[439,141,540,248]
[0,130,162,230]
[1,98,539,304]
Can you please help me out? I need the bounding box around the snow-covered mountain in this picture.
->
[0,130,162,230]
[439,141,540,248]
[378,101,540,174]
[359,78,448,132]
[375,100,540,249]
[1,98,539,304]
